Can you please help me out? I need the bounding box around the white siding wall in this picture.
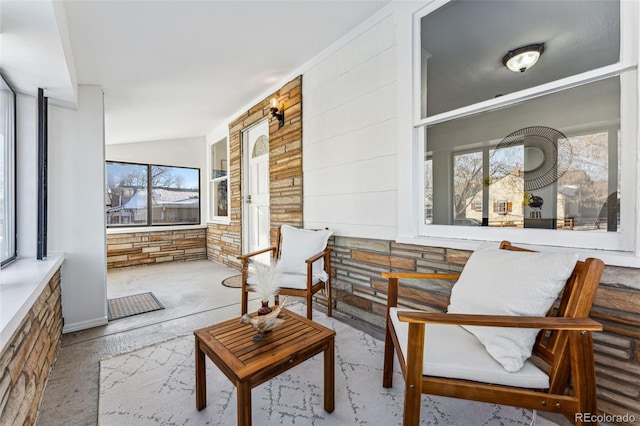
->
[303,13,397,240]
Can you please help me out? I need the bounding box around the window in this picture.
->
[105,161,200,227]
[209,138,229,219]
[496,201,509,216]
[1,73,16,267]
[414,0,637,251]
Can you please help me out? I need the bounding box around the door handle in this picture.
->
[246,195,252,204]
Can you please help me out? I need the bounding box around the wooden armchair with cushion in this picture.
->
[383,241,605,426]
[238,225,333,320]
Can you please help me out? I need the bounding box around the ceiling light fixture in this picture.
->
[270,98,284,128]
[502,43,545,73]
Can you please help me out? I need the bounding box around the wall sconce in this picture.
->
[270,98,284,128]
[502,43,545,73]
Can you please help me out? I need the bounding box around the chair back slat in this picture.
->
[498,242,603,394]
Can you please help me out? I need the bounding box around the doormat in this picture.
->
[107,292,164,321]
[221,274,242,288]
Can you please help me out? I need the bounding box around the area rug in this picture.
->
[221,274,242,288]
[107,292,164,321]
[98,304,556,425]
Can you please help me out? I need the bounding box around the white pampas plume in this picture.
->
[249,260,282,302]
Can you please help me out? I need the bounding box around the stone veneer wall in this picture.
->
[330,236,640,424]
[107,228,206,269]
[0,269,62,425]
[207,76,303,268]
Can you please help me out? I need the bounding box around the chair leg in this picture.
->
[569,330,598,425]
[383,318,395,388]
[274,294,280,306]
[307,292,313,320]
[403,323,425,426]
[241,288,248,315]
[326,280,332,317]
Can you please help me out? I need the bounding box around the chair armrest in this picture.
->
[396,311,602,331]
[305,247,332,264]
[237,246,277,262]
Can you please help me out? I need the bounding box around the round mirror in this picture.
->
[523,146,545,172]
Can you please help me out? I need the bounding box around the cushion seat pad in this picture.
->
[390,308,550,389]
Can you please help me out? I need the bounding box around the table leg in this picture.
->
[195,339,206,410]
[324,337,335,413]
[237,381,252,426]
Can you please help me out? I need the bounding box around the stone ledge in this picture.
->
[0,255,64,353]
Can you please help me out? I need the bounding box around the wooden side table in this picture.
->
[194,308,336,426]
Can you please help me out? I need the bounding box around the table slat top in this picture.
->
[194,308,335,380]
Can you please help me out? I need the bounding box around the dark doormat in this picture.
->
[221,274,242,288]
[107,292,165,321]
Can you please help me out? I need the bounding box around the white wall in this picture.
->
[106,137,207,225]
[106,136,206,167]
[302,12,398,240]
[48,85,107,333]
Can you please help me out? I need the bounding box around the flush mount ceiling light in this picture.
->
[502,43,545,73]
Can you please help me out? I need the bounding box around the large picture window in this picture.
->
[1,73,16,267]
[414,0,637,251]
[105,161,200,227]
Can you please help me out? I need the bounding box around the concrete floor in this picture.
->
[36,259,266,426]
[35,259,569,426]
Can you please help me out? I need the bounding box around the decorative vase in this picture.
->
[258,301,272,316]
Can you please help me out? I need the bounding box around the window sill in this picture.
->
[397,235,640,268]
[106,224,207,234]
[206,217,232,226]
[0,254,64,353]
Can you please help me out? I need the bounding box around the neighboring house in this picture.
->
[462,174,568,229]
[106,187,199,225]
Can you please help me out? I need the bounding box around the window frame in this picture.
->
[406,0,639,255]
[208,137,230,223]
[105,160,201,228]
[1,73,17,268]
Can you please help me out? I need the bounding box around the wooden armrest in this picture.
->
[305,247,332,264]
[382,272,460,280]
[237,246,277,261]
[396,311,602,331]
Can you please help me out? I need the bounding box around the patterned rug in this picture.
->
[98,304,556,425]
[107,292,164,321]
[221,274,242,288]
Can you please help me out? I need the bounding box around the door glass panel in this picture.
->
[252,135,268,158]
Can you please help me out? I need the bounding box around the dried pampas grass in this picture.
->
[249,261,282,302]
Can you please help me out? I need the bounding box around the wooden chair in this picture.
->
[238,225,332,320]
[382,241,605,426]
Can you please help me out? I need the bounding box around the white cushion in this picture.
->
[248,272,321,290]
[279,225,332,280]
[390,308,550,389]
[447,243,578,372]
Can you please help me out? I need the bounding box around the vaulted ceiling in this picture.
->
[1,0,389,144]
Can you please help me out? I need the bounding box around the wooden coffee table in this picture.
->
[194,308,336,426]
